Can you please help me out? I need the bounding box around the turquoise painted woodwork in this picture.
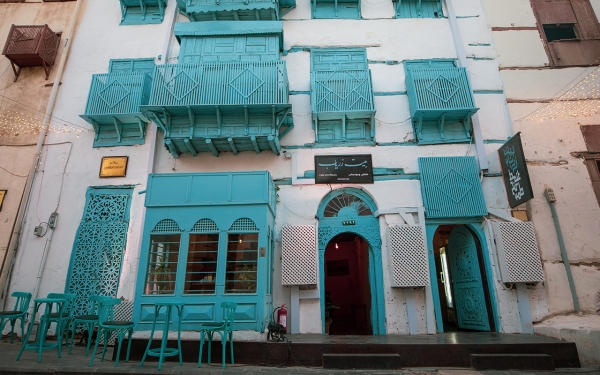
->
[312,0,361,19]
[141,21,292,157]
[316,188,386,335]
[133,172,276,332]
[418,156,488,219]
[447,226,490,331]
[119,0,168,25]
[109,58,156,74]
[405,60,478,144]
[81,59,154,147]
[177,0,296,21]
[65,187,133,322]
[394,0,442,18]
[311,50,375,143]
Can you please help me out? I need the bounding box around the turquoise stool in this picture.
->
[0,291,32,344]
[198,301,237,369]
[16,297,68,363]
[68,295,108,356]
[89,298,134,367]
[140,302,184,370]
[45,293,76,349]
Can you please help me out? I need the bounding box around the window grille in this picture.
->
[151,219,183,233]
[225,233,258,293]
[229,218,258,231]
[191,218,219,232]
[388,225,430,287]
[281,225,317,286]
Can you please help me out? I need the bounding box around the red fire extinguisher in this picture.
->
[277,304,287,333]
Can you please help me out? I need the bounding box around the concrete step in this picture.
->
[322,353,402,369]
[470,354,555,371]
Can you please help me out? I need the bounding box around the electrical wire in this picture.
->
[0,166,28,178]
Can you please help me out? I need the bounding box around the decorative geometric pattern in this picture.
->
[165,70,199,101]
[323,193,372,218]
[281,225,317,286]
[312,70,374,113]
[388,226,430,287]
[229,218,258,231]
[67,193,131,322]
[98,79,130,110]
[426,74,459,103]
[230,68,265,98]
[191,218,219,232]
[436,169,473,204]
[448,226,490,331]
[419,157,488,218]
[151,219,183,233]
[494,221,545,283]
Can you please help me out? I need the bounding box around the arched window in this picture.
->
[323,191,373,218]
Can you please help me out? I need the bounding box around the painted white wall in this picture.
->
[3,0,539,338]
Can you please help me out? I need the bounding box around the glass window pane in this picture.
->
[144,234,180,295]
[225,233,258,293]
[184,233,219,294]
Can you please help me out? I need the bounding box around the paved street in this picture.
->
[0,337,599,375]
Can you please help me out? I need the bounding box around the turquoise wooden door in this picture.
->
[447,226,490,331]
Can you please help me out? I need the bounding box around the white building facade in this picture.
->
[2,0,580,340]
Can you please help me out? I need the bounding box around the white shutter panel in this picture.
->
[494,221,545,283]
[281,225,317,286]
[388,225,430,287]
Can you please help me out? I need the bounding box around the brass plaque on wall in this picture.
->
[0,190,6,212]
[99,156,128,178]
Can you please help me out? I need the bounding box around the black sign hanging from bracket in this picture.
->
[315,154,374,184]
[498,132,534,208]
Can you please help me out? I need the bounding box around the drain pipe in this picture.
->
[0,0,84,302]
[445,0,488,171]
[544,188,580,312]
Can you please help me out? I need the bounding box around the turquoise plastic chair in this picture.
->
[0,292,32,343]
[45,293,76,348]
[197,301,237,369]
[16,297,68,362]
[89,298,134,367]
[68,295,108,356]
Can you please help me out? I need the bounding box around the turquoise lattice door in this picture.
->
[447,226,490,331]
[66,187,133,319]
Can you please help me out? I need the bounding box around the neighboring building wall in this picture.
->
[0,0,78,299]
[482,0,600,316]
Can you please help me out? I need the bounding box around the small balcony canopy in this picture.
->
[177,0,296,22]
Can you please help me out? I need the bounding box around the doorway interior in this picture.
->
[432,225,495,332]
[324,233,372,335]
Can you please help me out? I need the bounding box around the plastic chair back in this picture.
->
[222,302,237,331]
[98,298,122,324]
[11,292,32,313]
[47,292,76,315]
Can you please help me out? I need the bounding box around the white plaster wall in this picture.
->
[5,0,177,321]
[481,0,537,27]
[2,0,530,336]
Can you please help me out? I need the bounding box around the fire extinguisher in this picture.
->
[277,304,287,333]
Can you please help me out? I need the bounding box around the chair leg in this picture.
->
[9,318,16,344]
[68,322,76,354]
[140,315,158,367]
[16,316,35,361]
[126,329,133,363]
[100,331,109,362]
[207,332,213,365]
[197,330,205,367]
[114,333,122,367]
[85,324,94,357]
[229,331,234,364]
[88,329,102,367]
[221,333,226,369]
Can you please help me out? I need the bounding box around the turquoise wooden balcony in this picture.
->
[81,72,152,147]
[141,61,293,158]
[178,0,296,21]
[405,62,479,144]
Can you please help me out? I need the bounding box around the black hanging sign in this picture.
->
[315,154,374,184]
[498,132,534,208]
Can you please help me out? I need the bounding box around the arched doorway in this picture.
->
[431,224,496,332]
[317,188,386,335]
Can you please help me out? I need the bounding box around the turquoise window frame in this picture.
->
[312,0,361,19]
[109,58,156,74]
[119,0,168,26]
[133,172,277,332]
[393,0,443,19]
[310,49,375,145]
